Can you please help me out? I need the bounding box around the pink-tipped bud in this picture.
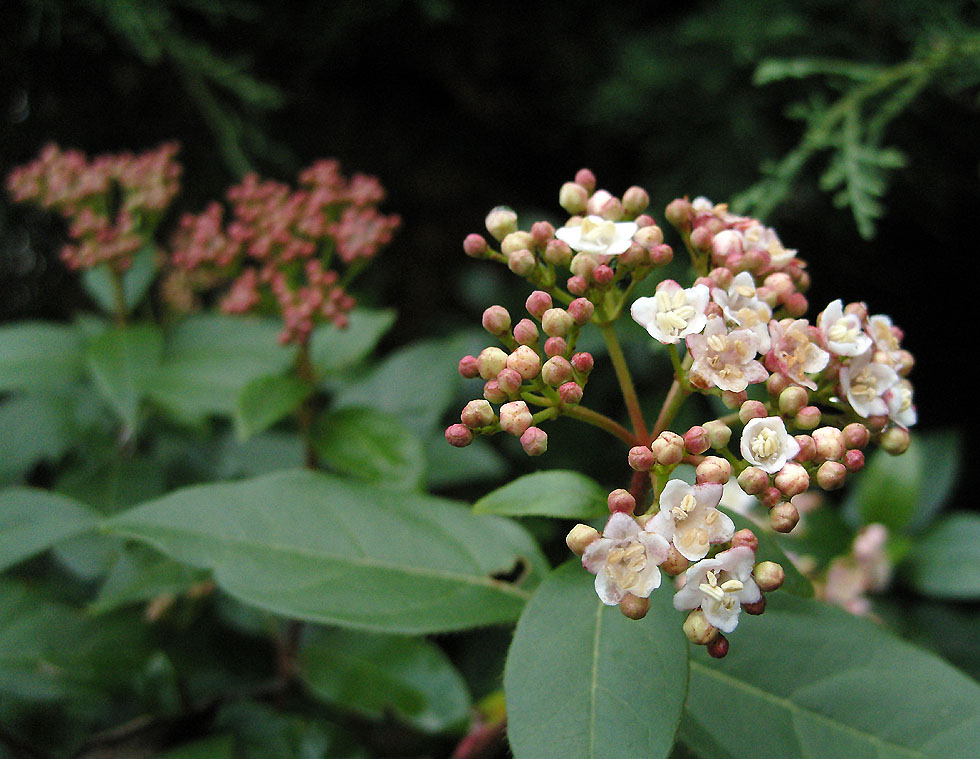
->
[730,528,759,553]
[816,460,847,491]
[628,445,655,472]
[784,292,808,318]
[708,266,734,289]
[619,593,650,620]
[689,225,712,252]
[530,220,555,248]
[661,543,690,577]
[541,307,574,337]
[880,426,911,455]
[541,356,573,387]
[812,427,845,462]
[499,401,533,437]
[696,456,731,485]
[574,169,596,192]
[683,609,719,646]
[513,318,539,346]
[566,275,589,295]
[738,400,768,425]
[525,290,553,319]
[506,345,542,380]
[721,389,748,409]
[592,264,614,284]
[485,206,518,241]
[477,347,508,379]
[501,231,534,256]
[463,233,488,258]
[842,422,870,450]
[461,399,496,429]
[621,185,650,216]
[544,239,573,266]
[586,189,613,216]
[684,426,710,455]
[482,305,512,336]
[569,252,598,279]
[759,486,782,509]
[652,431,685,466]
[707,634,729,659]
[794,405,822,430]
[597,196,624,221]
[571,352,594,375]
[649,243,674,267]
[633,224,664,249]
[558,381,583,405]
[843,449,865,473]
[737,466,769,495]
[753,561,785,592]
[769,502,800,533]
[778,385,808,415]
[568,297,595,325]
[520,426,548,456]
[566,523,599,555]
[665,198,693,229]
[774,462,809,497]
[544,336,568,358]
[703,419,732,449]
[711,229,743,260]
[458,355,479,379]
[793,434,816,462]
[559,182,589,215]
[507,248,536,276]
[495,367,523,396]
[607,488,636,515]
[483,380,507,404]
[445,423,473,447]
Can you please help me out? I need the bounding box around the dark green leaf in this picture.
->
[0,321,85,392]
[85,323,164,430]
[505,561,688,759]
[424,434,508,490]
[90,545,210,615]
[234,373,311,440]
[721,507,814,597]
[473,470,608,519]
[310,307,397,375]
[903,513,980,600]
[0,487,100,571]
[80,245,158,316]
[106,469,547,633]
[0,393,74,483]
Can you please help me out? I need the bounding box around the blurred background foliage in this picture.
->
[1,0,977,489]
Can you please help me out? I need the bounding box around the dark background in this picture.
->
[1,0,976,502]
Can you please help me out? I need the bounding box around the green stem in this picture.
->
[294,339,319,470]
[110,267,128,326]
[598,322,649,442]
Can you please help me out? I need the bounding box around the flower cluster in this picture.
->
[449,172,918,657]
[6,142,181,272]
[167,159,400,344]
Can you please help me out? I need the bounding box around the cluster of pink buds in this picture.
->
[167,159,400,344]
[6,142,181,272]
[449,171,918,656]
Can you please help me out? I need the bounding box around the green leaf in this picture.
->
[0,393,74,483]
[90,546,210,615]
[310,307,397,375]
[504,561,688,759]
[148,314,294,424]
[0,321,85,392]
[683,593,980,759]
[299,627,470,733]
[105,469,547,633]
[234,373,312,440]
[159,734,235,759]
[721,507,814,598]
[0,487,100,571]
[473,470,608,519]
[85,324,164,430]
[424,434,508,490]
[80,245,158,316]
[903,513,980,600]
[842,439,923,533]
[311,407,426,490]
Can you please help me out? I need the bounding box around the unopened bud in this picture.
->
[495,367,523,396]
[483,380,507,404]
[730,528,758,553]
[785,292,808,318]
[566,523,599,555]
[880,425,911,455]
[485,206,518,241]
[592,264,614,284]
[649,243,673,266]
[759,486,782,509]
[812,426,845,462]
[618,593,650,620]
[683,609,719,646]
[707,634,729,659]
[703,419,732,449]
[461,399,496,429]
[742,597,766,615]
[621,185,650,216]
[544,239,572,266]
[660,543,690,576]
[544,336,567,358]
[738,400,768,425]
[696,456,731,485]
[501,231,534,256]
[520,426,548,456]
[628,445,655,471]
[793,434,816,462]
[568,297,595,325]
[506,345,542,380]
[684,426,710,455]
[570,252,598,279]
[445,423,473,447]
[458,354,479,379]
[574,168,596,192]
[607,488,636,515]
[513,318,539,346]
[816,460,847,490]
[774,462,809,498]
[794,405,822,430]
[711,229,742,260]
[559,182,589,215]
[525,290,553,319]
[463,233,488,258]
[665,198,692,229]
[737,466,769,495]
[769,502,800,533]
[652,431,685,466]
[508,248,536,276]
[499,401,532,437]
[753,561,785,592]
[530,220,555,248]
[558,381,583,405]
[842,422,870,450]
[477,347,508,379]
[721,390,748,409]
[541,308,574,337]
[778,385,809,415]
[633,224,664,249]
[541,356,573,386]
[566,275,589,295]
[482,305,512,336]
[571,352,594,375]
[843,449,865,473]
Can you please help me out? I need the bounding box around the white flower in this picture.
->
[582,512,670,605]
[673,546,761,633]
[839,352,899,418]
[884,378,917,428]
[648,480,734,562]
[817,299,872,357]
[740,416,800,474]
[720,479,761,518]
[631,280,710,344]
[686,315,768,393]
[767,318,830,391]
[711,272,773,353]
[739,220,796,268]
[554,214,637,255]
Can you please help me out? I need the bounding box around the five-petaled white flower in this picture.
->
[687,315,768,393]
[839,352,899,419]
[554,214,638,255]
[648,479,734,562]
[631,280,710,344]
[710,272,773,353]
[673,545,762,633]
[740,416,801,474]
[817,299,872,357]
[582,512,670,605]
[767,318,830,391]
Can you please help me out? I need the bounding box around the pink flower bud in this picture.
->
[445,423,473,447]
[520,426,548,456]
[633,224,664,249]
[759,486,782,509]
[649,243,673,266]
[458,354,479,379]
[812,427,845,462]
[513,318,539,346]
[541,307,574,337]
[684,426,710,455]
[769,502,800,533]
[530,220,555,248]
[738,400,767,425]
[485,206,517,241]
[544,336,568,358]
[842,422,870,450]
[774,462,809,497]
[696,456,731,485]
[661,544,691,577]
[568,297,594,325]
[571,352,594,375]
[753,560,785,592]
[628,445,655,472]
[766,372,791,398]
[778,385,808,415]
[794,405,822,430]
[712,229,743,260]
[665,198,693,229]
[880,426,911,455]
[508,248,536,276]
[730,528,758,553]
[703,419,732,449]
[476,346,508,379]
[461,399,496,429]
[592,264,614,284]
[689,225,712,252]
[525,290,553,318]
[721,389,748,409]
[558,381,583,405]
[794,434,816,462]
[501,231,534,255]
[574,168,596,192]
[544,239,572,266]
[541,355,573,386]
[607,488,636,515]
[652,431,684,466]
[495,367,523,396]
[559,182,589,215]
[843,449,865,473]
[737,466,769,495]
[816,460,847,490]
[506,345,542,380]
[586,189,613,216]
[569,252,598,279]
[621,185,650,216]
[463,233,488,258]
[708,266,733,289]
[566,275,589,295]
[499,400,533,437]
[482,305,511,336]
[597,196,624,221]
[683,609,719,645]
[784,292,808,317]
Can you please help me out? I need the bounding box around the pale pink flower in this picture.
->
[766,318,830,390]
[672,546,761,633]
[711,272,773,353]
[648,480,734,562]
[687,315,768,392]
[582,512,670,605]
[839,352,899,418]
[817,299,872,357]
